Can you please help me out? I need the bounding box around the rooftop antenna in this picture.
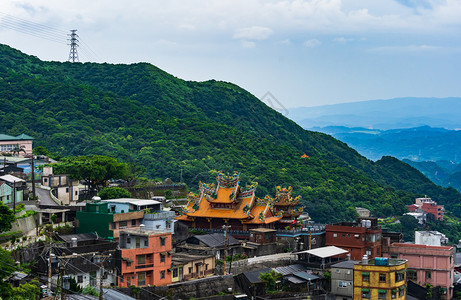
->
[67,29,79,62]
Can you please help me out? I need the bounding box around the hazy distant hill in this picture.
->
[1,43,460,222]
[313,126,461,163]
[289,98,461,130]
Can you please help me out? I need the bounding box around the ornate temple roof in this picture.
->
[176,172,282,225]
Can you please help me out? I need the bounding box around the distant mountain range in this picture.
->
[289,97,461,130]
[311,125,461,192]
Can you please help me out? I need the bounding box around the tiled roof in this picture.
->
[0,134,34,141]
[191,233,240,248]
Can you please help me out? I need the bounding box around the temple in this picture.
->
[176,172,283,231]
[272,186,303,229]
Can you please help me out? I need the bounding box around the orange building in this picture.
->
[176,172,282,231]
[118,229,172,287]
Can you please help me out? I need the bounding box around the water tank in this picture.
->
[375,257,389,266]
[361,220,367,227]
[366,220,372,228]
[71,237,77,248]
[362,255,368,264]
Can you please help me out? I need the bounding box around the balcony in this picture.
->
[144,211,175,220]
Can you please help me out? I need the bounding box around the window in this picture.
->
[335,269,341,273]
[346,270,351,275]
[399,287,405,297]
[173,268,178,277]
[391,254,398,259]
[407,270,417,280]
[112,223,116,230]
[77,275,83,283]
[131,220,136,226]
[160,254,165,263]
[119,221,127,228]
[160,237,166,246]
[338,281,348,288]
[395,271,405,282]
[361,289,370,299]
[137,255,146,265]
[379,273,386,282]
[378,290,386,299]
[66,187,69,193]
[205,264,208,270]
[333,233,337,238]
[44,178,48,183]
[138,273,145,286]
[160,270,165,279]
[362,272,370,282]
[144,240,148,247]
[189,267,193,274]
[391,289,397,299]
[127,237,131,244]
[377,248,380,255]
[126,261,131,267]
[426,271,432,279]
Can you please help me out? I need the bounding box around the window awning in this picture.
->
[361,288,369,292]
[361,272,370,275]
[399,286,406,290]
[378,290,387,293]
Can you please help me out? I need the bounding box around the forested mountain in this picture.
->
[1,43,459,223]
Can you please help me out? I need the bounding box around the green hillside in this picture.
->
[1,43,459,223]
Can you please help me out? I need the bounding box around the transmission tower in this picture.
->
[67,29,79,62]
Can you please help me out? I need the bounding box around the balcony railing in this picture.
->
[144,211,176,220]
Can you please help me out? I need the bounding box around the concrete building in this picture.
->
[41,166,79,205]
[170,253,215,282]
[118,229,172,287]
[384,243,454,299]
[354,257,407,300]
[330,260,358,300]
[0,134,34,155]
[408,197,444,221]
[415,231,448,246]
[326,217,382,261]
[0,175,26,205]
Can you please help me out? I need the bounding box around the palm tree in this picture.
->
[10,144,26,157]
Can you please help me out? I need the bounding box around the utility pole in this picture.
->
[48,229,53,291]
[222,225,231,275]
[31,154,36,201]
[67,30,79,62]
[12,180,16,213]
[96,254,111,300]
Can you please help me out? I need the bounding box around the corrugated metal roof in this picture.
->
[0,174,25,183]
[331,260,359,269]
[242,267,272,284]
[193,233,240,248]
[293,272,320,281]
[285,275,306,284]
[103,288,136,300]
[274,264,307,276]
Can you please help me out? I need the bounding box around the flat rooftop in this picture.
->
[119,228,170,236]
[357,258,407,266]
[102,198,161,206]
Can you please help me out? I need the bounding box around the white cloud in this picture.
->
[233,26,273,41]
[333,37,354,43]
[304,39,321,48]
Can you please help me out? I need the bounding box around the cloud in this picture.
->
[369,44,442,53]
[233,26,273,41]
[304,39,321,48]
[333,37,354,43]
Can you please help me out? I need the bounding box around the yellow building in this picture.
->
[354,257,407,299]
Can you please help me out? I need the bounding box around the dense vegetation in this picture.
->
[1,43,460,223]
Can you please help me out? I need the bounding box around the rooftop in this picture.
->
[0,133,34,141]
[189,233,240,248]
[357,257,407,266]
[0,174,25,183]
[102,198,161,206]
[331,260,359,269]
[294,246,349,258]
[119,228,170,237]
[171,252,215,265]
[250,228,276,233]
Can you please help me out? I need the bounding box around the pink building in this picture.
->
[408,197,444,221]
[0,134,34,156]
[385,243,454,299]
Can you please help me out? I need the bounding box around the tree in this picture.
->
[32,146,51,156]
[52,155,130,190]
[0,248,16,298]
[0,203,15,233]
[98,187,131,200]
[10,281,41,300]
[260,270,282,292]
[10,144,26,157]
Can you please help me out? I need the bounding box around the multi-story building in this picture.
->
[384,243,454,299]
[326,217,382,261]
[408,197,444,221]
[0,174,26,205]
[415,231,448,246]
[170,253,215,282]
[0,134,34,155]
[330,260,358,300]
[354,257,407,300]
[41,166,79,205]
[76,199,175,239]
[118,229,172,287]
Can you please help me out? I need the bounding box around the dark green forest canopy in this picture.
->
[1,43,460,223]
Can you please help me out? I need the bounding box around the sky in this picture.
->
[1,0,461,109]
